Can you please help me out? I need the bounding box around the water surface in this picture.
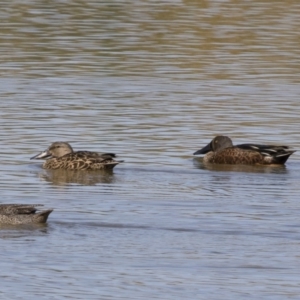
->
[1,0,300,299]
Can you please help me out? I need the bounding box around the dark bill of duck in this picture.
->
[193,142,212,155]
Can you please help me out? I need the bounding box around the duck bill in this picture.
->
[193,142,212,155]
[30,150,51,160]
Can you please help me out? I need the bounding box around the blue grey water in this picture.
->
[1,0,300,299]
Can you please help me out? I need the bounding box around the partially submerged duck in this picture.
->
[0,204,52,225]
[31,142,123,170]
[194,135,295,165]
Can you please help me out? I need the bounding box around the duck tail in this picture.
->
[33,209,53,223]
[238,144,296,165]
[105,160,124,170]
[272,150,296,164]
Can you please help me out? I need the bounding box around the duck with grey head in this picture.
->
[194,136,295,165]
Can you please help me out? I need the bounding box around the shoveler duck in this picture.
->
[193,136,295,165]
[31,142,123,170]
[0,204,52,225]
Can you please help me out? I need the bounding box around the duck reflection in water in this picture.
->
[35,168,117,186]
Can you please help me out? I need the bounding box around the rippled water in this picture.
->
[1,0,300,299]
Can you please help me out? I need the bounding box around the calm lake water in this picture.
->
[1,0,300,299]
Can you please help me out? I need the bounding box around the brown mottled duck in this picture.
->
[0,204,52,225]
[31,142,123,170]
[194,136,295,165]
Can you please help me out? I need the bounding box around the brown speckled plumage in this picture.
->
[31,142,122,170]
[0,204,53,225]
[194,136,295,165]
